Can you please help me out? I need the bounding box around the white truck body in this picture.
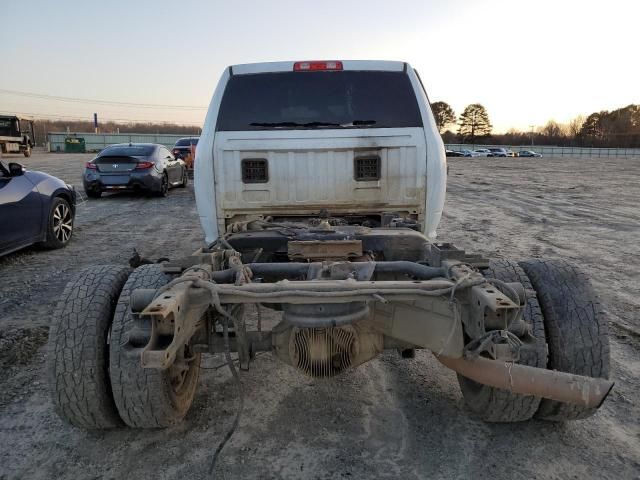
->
[194,60,447,243]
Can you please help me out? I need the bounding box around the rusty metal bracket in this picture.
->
[138,273,212,370]
[288,240,363,261]
[467,283,521,335]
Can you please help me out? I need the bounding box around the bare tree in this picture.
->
[541,120,564,139]
[568,115,585,139]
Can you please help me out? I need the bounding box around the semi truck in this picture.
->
[0,115,34,157]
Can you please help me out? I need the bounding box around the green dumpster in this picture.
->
[64,137,86,153]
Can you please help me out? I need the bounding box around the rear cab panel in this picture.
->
[194,60,446,243]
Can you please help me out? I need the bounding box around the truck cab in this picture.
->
[194,60,447,243]
[0,115,35,157]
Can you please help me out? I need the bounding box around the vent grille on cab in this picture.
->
[354,155,381,181]
[242,158,268,183]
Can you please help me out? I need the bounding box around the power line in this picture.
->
[0,88,207,110]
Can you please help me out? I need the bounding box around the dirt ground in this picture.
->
[0,152,639,479]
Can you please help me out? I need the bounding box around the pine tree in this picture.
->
[457,104,492,142]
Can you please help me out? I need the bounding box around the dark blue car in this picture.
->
[0,160,76,256]
[83,143,187,198]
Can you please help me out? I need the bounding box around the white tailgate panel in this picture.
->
[214,128,426,220]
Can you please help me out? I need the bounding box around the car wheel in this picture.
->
[47,265,131,429]
[42,197,74,249]
[110,264,201,427]
[519,259,610,421]
[157,172,169,197]
[457,259,547,422]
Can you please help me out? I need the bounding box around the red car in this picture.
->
[172,137,199,169]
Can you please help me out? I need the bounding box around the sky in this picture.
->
[1,0,638,133]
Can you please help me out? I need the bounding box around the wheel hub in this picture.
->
[52,203,72,243]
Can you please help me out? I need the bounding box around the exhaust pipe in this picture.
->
[438,355,613,409]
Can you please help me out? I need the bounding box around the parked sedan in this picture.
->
[487,148,508,157]
[462,149,481,157]
[0,160,76,256]
[83,143,187,198]
[518,150,542,158]
[473,148,492,157]
[445,149,465,157]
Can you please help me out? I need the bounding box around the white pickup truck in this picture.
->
[47,60,611,434]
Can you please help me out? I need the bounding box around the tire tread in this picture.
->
[109,264,200,428]
[47,264,131,429]
[458,259,547,422]
[519,258,610,421]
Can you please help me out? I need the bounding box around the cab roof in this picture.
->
[230,60,408,75]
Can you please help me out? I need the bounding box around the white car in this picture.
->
[487,148,508,157]
[518,150,542,158]
[462,149,480,157]
[473,148,492,157]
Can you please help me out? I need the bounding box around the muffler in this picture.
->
[438,355,613,408]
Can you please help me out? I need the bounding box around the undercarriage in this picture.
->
[47,216,613,432]
[135,219,612,407]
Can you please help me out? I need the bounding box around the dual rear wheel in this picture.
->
[457,258,610,422]
[47,264,201,429]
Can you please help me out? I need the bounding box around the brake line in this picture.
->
[209,310,245,477]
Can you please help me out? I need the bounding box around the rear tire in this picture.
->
[520,259,610,421]
[47,265,131,429]
[86,189,102,199]
[179,168,188,188]
[109,264,201,428]
[457,259,548,422]
[156,173,169,197]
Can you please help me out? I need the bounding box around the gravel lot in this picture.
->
[0,152,639,479]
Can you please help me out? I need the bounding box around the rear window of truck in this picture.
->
[216,71,423,131]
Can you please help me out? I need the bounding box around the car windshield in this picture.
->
[216,70,423,131]
[176,138,199,146]
[99,145,155,157]
[0,119,12,136]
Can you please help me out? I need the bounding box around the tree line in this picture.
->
[432,102,640,148]
[22,103,640,149]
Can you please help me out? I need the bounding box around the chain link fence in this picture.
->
[445,144,640,158]
[45,133,640,158]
